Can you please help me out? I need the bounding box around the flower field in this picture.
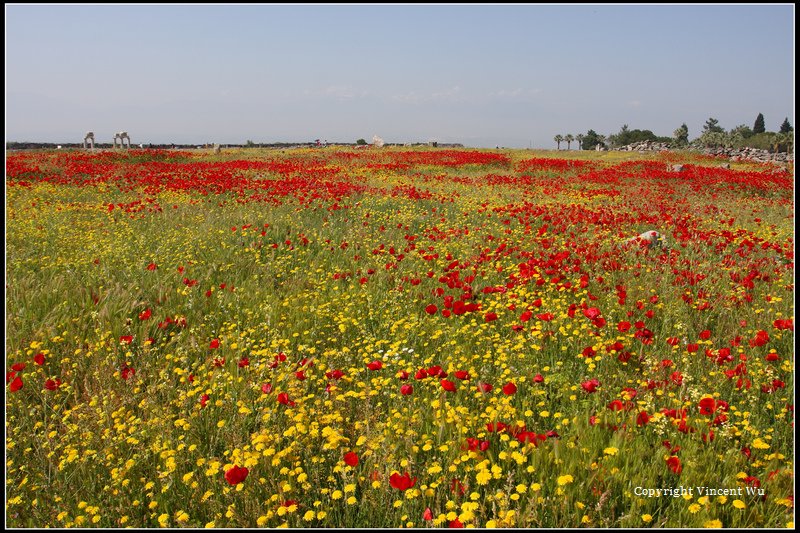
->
[5,146,794,528]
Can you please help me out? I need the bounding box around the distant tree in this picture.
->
[779,117,793,133]
[554,134,564,150]
[673,123,689,147]
[609,124,668,148]
[245,140,255,147]
[753,113,766,134]
[581,130,606,150]
[730,124,753,138]
[356,138,367,145]
[564,134,575,150]
[575,134,584,150]
[703,118,724,134]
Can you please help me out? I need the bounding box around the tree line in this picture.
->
[554,114,793,152]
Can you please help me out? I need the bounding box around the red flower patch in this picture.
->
[224,465,249,485]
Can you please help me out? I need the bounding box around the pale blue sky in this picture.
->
[5,4,795,148]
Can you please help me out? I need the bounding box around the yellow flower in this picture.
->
[603,447,618,456]
[689,503,701,513]
[704,519,723,528]
[641,514,652,523]
[557,475,574,486]
[476,470,492,485]
[732,500,746,509]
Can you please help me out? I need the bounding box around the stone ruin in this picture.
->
[83,131,95,150]
[114,131,131,149]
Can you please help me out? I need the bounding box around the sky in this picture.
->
[5,4,795,148]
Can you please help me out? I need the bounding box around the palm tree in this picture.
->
[564,134,575,150]
[576,134,584,150]
[554,134,564,150]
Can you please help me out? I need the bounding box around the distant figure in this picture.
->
[83,131,95,150]
[625,230,665,249]
[114,131,131,149]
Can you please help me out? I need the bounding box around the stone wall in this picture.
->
[613,140,793,163]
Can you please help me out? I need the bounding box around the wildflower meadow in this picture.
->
[5,147,794,528]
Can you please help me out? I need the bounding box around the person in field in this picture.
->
[624,230,666,249]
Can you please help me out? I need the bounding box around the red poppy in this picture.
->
[139,308,152,320]
[277,392,296,407]
[607,399,625,411]
[699,329,712,340]
[9,376,23,392]
[367,360,383,371]
[532,374,544,383]
[146,262,157,270]
[698,397,718,415]
[389,472,417,491]
[581,379,600,393]
[423,508,433,521]
[454,370,470,380]
[477,382,493,393]
[343,452,359,467]
[400,384,414,396]
[427,365,444,377]
[238,358,250,368]
[583,307,601,319]
[441,379,456,392]
[120,335,133,345]
[449,519,464,528]
[537,312,554,321]
[773,318,793,331]
[425,304,438,315]
[617,321,631,332]
[749,330,769,347]
[261,383,273,394]
[666,456,682,474]
[224,465,249,485]
[484,312,498,322]
[33,353,45,365]
[636,411,650,426]
[200,394,209,408]
[44,378,61,391]
[209,338,220,349]
[502,382,517,395]
[121,365,135,380]
[326,369,344,380]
